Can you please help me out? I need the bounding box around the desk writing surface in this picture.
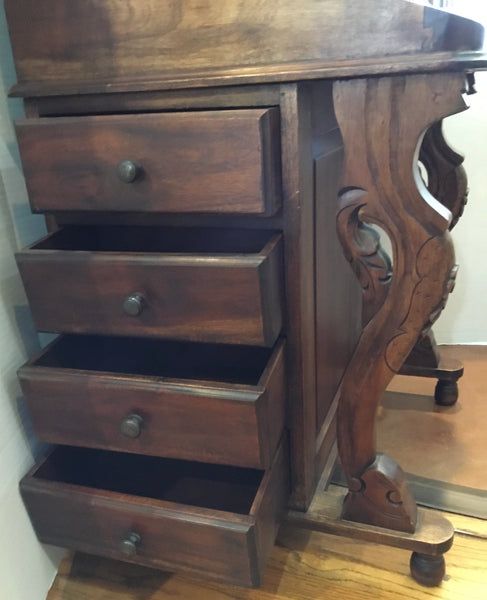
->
[4,0,486,97]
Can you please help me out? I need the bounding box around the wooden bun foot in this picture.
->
[434,379,459,406]
[410,552,446,587]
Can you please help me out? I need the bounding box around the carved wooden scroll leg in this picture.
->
[401,119,469,404]
[333,73,469,533]
[420,119,469,230]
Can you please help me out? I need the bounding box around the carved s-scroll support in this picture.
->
[420,120,468,230]
[402,119,468,373]
[333,73,468,533]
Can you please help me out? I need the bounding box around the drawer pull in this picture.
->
[117,159,142,183]
[120,413,143,438]
[118,531,141,557]
[122,293,145,317]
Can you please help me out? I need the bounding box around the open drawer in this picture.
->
[20,441,288,588]
[19,335,285,469]
[16,226,283,347]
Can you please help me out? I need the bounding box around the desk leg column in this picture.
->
[332,73,469,536]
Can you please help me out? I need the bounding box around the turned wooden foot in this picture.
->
[333,72,470,533]
[287,485,454,589]
[410,552,446,587]
[400,332,463,406]
[435,378,459,406]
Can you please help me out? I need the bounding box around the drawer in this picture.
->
[19,335,285,469]
[15,109,281,216]
[16,226,283,347]
[21,442,288,588]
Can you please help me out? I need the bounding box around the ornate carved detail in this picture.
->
[342,454,417,532]
[404,119,466,369]
[419,121,468,230]
[333,73,468,533]
[336,188,392,326]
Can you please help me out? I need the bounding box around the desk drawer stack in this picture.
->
[14,106,289,587]
[5,0,363,588]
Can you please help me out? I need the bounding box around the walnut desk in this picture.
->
[4,0,486,589]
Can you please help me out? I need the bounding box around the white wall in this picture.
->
[0,3,63,599]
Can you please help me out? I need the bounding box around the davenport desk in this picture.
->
[4,0,486,589]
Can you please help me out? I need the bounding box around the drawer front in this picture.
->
[20,443,288,588]
[15,109,281,215]
[19,337,286,469]
[16,233,283,347]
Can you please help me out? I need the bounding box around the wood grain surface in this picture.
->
[5,0,484,96]
[16,228,283,346]
[22,441,288,588]
[15,109,281,216]
[19,336,286,469]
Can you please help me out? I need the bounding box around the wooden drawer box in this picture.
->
[15,109,281,216]
[16,226,283,347]
[20,442,288,588]
[18,335,285,469]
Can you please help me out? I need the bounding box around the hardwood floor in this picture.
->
[47,497,487,600]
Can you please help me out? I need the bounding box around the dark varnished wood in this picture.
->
[310,82,362,489]
[8,52,487,99]
[5,0,484,96]
[15,109,281,216]
[312,82,362,435]
[28,84,283,118]
[20,441,288,588]
[16,80,356,516]
[15,227,283,346]
[19,336,285,469]
[278,84,316,510]
[410,552,446,587]
[419,120,469,231]
[333,72,467,532]
[402,120,469,398]
[287,485,454,557]
[5,0,485,588]
[403,330,441,370]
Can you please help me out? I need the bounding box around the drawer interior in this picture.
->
[35,446,263,514]
[32,226,275,254]
[34,335,272,384]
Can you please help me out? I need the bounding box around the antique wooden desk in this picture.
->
[4,0,486,589]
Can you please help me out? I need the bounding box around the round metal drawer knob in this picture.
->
[122,293,145,317]
[118,531,141,557]
[117,159,142,183]
[120,413,143,439]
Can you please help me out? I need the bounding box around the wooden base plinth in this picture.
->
[287,485,454,586]
[399,357,463,382]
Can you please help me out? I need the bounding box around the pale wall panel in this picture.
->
[0,3,62,600]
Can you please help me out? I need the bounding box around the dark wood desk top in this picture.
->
[5,0,486,98]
